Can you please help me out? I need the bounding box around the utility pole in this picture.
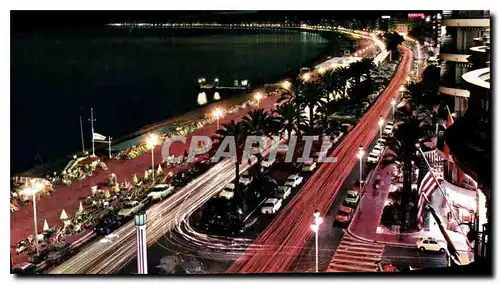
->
[108,137,112,159]
[89,108,96,156]
[79,116,85,154]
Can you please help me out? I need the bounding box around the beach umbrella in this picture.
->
[113,183,120,193]
[132,174,139,184]
[60,209,68,220]
[104,190,111,199]
[78,201,84,213]
[144,170,149,180]
[43,219,50,232]
[157,165,163,175]
[60,209,71,226]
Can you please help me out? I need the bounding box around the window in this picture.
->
[430,241,438,245]
[423,240,429,244]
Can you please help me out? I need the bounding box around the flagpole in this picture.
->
[417,146,472,249]
[79,116,85,153]
[90,108,95,157]
[108,137,112,159]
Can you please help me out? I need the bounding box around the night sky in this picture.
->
[11,10,437,32]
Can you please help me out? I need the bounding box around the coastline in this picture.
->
[14,31,354,178]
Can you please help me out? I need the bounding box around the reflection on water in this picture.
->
[11,28,349,173]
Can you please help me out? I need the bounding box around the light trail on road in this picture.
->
[49,138,277,274]
[226,46,413,274]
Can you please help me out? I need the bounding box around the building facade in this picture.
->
[438,10,490,117]
[439,10,490,262]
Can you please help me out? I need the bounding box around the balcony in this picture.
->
[442,19,490,28]
[438,53,470,63]
[442,10,490,19]
[462,68,490,90]
[439,86,470,98]
[440,44,471,55]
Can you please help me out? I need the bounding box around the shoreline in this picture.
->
[14,31,354,178]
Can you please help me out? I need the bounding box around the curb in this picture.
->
[346,48,417,250]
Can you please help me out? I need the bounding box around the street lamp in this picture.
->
[22,181,45,256]
[146,134,158,184]
[281,80,291,90]
[254,92,263,108]
[357,145,364,185]
[378,116,384,140]
[391,97,396,118]
[213,107,224,130]
[310,209,323,273]
[301,72,311,82]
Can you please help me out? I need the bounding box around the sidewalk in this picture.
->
[10,93,280,265]
[348,152,472,260]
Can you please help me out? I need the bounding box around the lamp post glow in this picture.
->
[22,181,44,256]
[134,212,148,274]
[310,210,323,273]
[213,107,224,130]
[357,145,364,185]
[146,134,158,184]
[281,80,291,90]
[378,116,384,140]
[302,72,311,82]
[255,92,263,108]
[391,97,396,118]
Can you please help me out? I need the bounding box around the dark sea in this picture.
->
[11,28,353,174]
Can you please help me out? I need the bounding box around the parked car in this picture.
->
[118,200,146,217]
[284,174,303,187]
[367,152,380,163]
[377,138,387,145]
[341,123,354,133]
[416,237,446,253]
[383,124,393,135]
[261,159,275,168]
[94,213,122,235]
[344,190,360,207]
[351,180,363,192]
[302,161,317,172]
[46,243,73,265]
[218,183,236,199]
[274,186,292,200]
[147,184,174,201]
[12,262,38,275]
[335,205,354,224]
[239,173,253,186]
[332,131,344,144]
[371,143,383,155]
[261,198,283,214]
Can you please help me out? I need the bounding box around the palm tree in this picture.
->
[335,66,351,98]
[421,64,441,95]
[384,32,405,61]
[358,58,376,82]
[242,109,275,137]
[348,60,364,88]
[296,81,326,130]
[216,120,246,197]
[273,101,307,142]
[242,109,278,176]
[277,77,301,104]
[385,108,428,233]
[315,99,341,134]
[321,70,344,101]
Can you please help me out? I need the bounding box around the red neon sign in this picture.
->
[408,13,425,19]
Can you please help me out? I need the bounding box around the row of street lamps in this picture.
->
[20,81,398,270]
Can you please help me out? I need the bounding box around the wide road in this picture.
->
[226,45,413,273]
[49,138,276,274]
